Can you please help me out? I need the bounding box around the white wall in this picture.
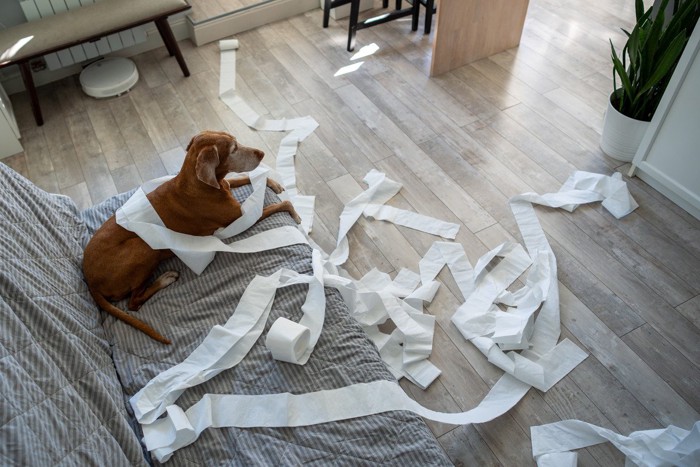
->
[632,24,700,220]
[0,1,26,29]
[643,55,699,190]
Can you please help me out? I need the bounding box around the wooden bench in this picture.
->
[0,0,192,126]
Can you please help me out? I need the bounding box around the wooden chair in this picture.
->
[412,0,437,34]
[323,1,396,28]
[323,0,419,52]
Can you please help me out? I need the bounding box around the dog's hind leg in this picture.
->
[128,271,180,311]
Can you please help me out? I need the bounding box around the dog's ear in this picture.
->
[195,146,220,189]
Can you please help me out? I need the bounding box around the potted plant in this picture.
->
[600,0,700,161]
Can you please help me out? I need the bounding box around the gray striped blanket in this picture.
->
[0,162,450,466]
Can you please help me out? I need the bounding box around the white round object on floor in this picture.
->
[79,57,139,98]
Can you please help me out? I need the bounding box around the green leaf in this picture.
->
[608,0,699,119]
[626,24,640,70]
[611,40,634,110]
[664,0,700,42]
[635,0,645,21]
[637,32,687,96]
[640,6,665,83]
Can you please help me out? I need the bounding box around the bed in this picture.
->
[0,162,451,465]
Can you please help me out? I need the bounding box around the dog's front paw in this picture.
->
[266,178,285,194]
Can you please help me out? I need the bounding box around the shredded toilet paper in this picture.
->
[116,167,308,275]
[531,419,700,467]
[219,38,317,233]
[144,378,532,462]
[119,41,650,463]
[125,168,637,462]
[132,250,325,426]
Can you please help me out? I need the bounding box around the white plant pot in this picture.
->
[600,93,651,162]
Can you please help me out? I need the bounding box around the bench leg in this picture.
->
[19,61,43,126]
[154,17,190,77]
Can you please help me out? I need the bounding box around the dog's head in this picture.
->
[185,130,264,189]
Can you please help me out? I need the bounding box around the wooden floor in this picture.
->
[4,0,699,465]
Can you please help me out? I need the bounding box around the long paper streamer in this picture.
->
[219,39,318,233]
[132,170,638,462]
[132,252,325,425]
[124,38,644,463]
[531,419,700,467]
[144,378,531,462]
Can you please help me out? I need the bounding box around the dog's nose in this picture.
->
[254,149,264,160]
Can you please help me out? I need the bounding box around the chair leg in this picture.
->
[411,0,420,31]
[154,17,190,77]
[323,0,332,28]
[347,0,360,51]
[396,0,402,9]
[382,0,389,7]
[425,0,435,34]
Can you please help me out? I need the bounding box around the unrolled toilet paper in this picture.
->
[123,40,646,464]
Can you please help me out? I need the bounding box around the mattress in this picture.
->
[80,182,451,465]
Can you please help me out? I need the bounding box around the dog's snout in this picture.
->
[227,144,266,173]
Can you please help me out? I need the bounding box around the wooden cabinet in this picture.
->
[430,0,530,76]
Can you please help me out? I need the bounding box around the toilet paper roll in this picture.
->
[266,318,311,364]
[219,39,239,51]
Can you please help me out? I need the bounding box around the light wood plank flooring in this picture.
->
[3,0,699,465]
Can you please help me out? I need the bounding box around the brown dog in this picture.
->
[83,130,300,344]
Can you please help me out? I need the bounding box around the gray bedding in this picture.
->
[1,162,451,466]
[0,164,146,466]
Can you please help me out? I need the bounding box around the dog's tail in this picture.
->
[88,287,172,345]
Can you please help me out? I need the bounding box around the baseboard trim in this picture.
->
[190,0,319,46]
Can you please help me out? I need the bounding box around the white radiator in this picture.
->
[19,0,148,70]
[0,81,22,158]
